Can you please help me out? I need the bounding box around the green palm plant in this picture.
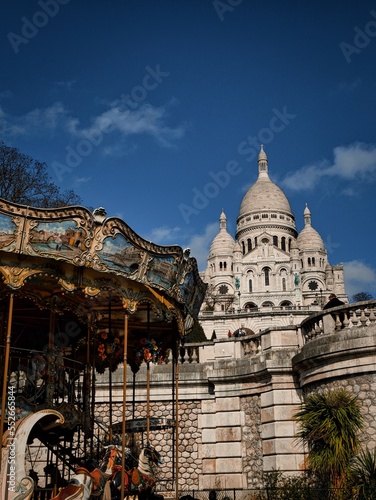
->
[349,448,376,499]
[294,388,364,492]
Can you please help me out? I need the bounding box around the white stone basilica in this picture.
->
[199,146,347,338]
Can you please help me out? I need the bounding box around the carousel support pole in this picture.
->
[108,297,113,443]
[0,293,14,472]
[85,317,92,454]
[121,313,129,500]
[174,340,180,500]
[146,361,151,444]
[46,309,56,404]
[146,304,151,444]
[109,362,113,443]
[171,352,175,486]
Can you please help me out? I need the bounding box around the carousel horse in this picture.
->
[52,443,164,500]
[49,445,125,500]
[52,445,164,500]
[107,443,164,500]
[0,409,65,500]
[50,470,93,500]
[39,463,67,500]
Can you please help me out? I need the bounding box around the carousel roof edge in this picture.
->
[0,198,185,255]
[0,198,207,318]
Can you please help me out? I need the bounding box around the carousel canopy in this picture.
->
[0,199,206,370]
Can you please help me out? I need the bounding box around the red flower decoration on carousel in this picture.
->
[135,338,163,366]
[96,329,123,372]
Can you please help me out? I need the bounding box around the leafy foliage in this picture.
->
[294,389,364,489]
[0,142,81,208]
[252,470,333,500]
[185,320,207,343]
[348,448,376,499]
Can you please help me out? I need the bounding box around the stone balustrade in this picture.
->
[300,300,376,343]
[175,327,292,364]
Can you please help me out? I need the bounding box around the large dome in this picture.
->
[239,176,292,215]
[239,145,292,216]
[236,146,296,240]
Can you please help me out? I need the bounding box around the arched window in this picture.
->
[312,257,315,266]
[223,261,227,270]
[247,239,252,252]
[282,278,286,291]
[281,237,286,251]
[249,279,252,292]
[262,301,274,307]
[219,262,223,270]
[244,302,257,310]
[242,241,245,254]
[263,267,270,286]
[308,257,311,266]
[273,235,278,247]
[280,300,292,307]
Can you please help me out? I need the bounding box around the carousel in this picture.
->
[0,199,206,500]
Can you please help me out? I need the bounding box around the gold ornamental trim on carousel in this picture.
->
[0,199,206,315]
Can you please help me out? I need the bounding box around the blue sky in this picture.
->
[1,0,376,298]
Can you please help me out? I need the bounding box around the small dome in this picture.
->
[297,204,325,251]
[209,210,235,257]
[297,226,325,251]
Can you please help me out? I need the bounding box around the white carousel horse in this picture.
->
[52,443,164,500]
[107,443,164,500]
[51,470,93,500]
[0,408,65,500]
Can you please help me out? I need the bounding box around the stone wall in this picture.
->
[93,313,376,492]
[305,374,376,452]
[95,399,202,489]
[241,395,263,489]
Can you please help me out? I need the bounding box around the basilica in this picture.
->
[199,146,347,338]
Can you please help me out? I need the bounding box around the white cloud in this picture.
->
[282,143,376,191]
[0,90,13,100]
[147,226,182,244]
[0,101,68,137]
[185,222,218,271]
[0,100,186,149]
[73,176,91,185]
[53,80,76,91]
[343,260,376,298]
[336,79,361,93]
[77,103,186,148]
[281,162,327,191]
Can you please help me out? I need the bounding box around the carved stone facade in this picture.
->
[199,146,347,339]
